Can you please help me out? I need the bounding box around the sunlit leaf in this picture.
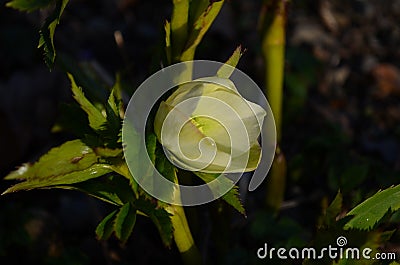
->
[188,0,209,27]
[6,0,53,12]
[69,73,107,131]
[3,163,112,194]
[181,0,224,61]
[5,140,98,180]
[217,46,243,78]
[164,20,172,64]
[93,147,122,158]
[345,184,400,230]
[171,0,189,61]
[68,73,123,148]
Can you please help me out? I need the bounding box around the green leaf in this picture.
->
[326,192,343,221]
[6,0,53,12]
[4,140,98,180]
[96,209,117,240]
[153,147,177,201]
[2,163,112,194]
[188,0,209,27]
[51,102,94,137]
[58,53,108,101]
[93,147,122,158]
[319,191,343,228]
[67,174,135,206]
[108,76,123,118]
[68,73,107,131]
[181,0,224,61]
[101,83,123,148]
[135,198,173,247]
[146,138,177,201]
[114,203,137,243]
[146,133,158,165]
[52,73,110,139]
[38,0,69,68]
[101,105,122,148]
[217,46,243,78]
[105,79,123,137]
[345,184,400,230]
[171,0,189,61]
[221,185,245,215]
[68,72,123,148]
[195,172,245,215]
[164,20,172,64]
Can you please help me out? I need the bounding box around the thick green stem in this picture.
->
[164,173,201,264]
[265,147,286,212]
[262,0,286,142]
[165,1,226,263]
[167,204,202,265]
[261,0,287,211]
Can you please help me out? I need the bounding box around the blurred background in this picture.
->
[1,0,400,264]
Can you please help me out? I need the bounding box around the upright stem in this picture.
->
[166,1,225,263]
[265,147,286,211]
[166,204,202,265]
[262,0,286,142]
[261,0,287,211]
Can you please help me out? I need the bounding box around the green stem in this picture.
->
[166,204,202,265]
[261,0,287,211]
[164,1,226,263]
[265,147,286,212]
[262,0,286,142]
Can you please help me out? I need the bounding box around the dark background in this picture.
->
[1,0,400,264]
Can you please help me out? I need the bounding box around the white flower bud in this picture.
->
[154,77,266,173]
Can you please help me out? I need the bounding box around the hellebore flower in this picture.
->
[154,76,266,173]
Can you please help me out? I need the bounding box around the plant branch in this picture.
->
[261,0,288,211]
[261,0,286,142]
[166,203,202,265]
